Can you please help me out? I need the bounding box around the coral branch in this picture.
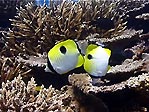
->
[69,72,149,94]
[136,13,149,20]
[16,53,47,67]
[0,57,31,84]
[0,75,80,111]
[3,0,129,56]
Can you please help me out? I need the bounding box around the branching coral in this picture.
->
[0,75,81,112]
[0,75,110,112]
[136,13,149,20]
[114,0,149,16]
[16,53,47,67]
[0,0,35,28]
[0,56,31,85]
[0,0,149,111]
[3,0,128,56]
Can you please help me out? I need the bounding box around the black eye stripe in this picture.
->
[87,54,92,60]
[60,46,66,54]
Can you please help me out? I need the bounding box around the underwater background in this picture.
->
[0,0,149,112]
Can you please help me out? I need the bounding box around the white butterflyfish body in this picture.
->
[84,45,111,78]
[45,39,84,74]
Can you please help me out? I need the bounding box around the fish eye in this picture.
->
[60,46,66,54]
[87,54,92,60]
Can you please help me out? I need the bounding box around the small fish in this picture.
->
[34,86,42,91]
[84,44,111,79]
[45,39,84,74]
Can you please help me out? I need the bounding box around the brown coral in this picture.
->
[68,37,149,111]
[0,0,149,111]
[0,75,81,112]
[69,72,149,94]
[0,56,31,85]
[69,72,149,111]
[136,13,149,20]
[0,75,111,112]
[3,0,128,56]
[0,0,35,28]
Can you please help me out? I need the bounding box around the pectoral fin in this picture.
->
[76,54,84,68]
[44,65,53,73]
[107,65,111,71]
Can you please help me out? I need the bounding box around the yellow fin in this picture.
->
[76,54,84,68]
[86,44,98,54]
[63,39,77,49]
[104,48,111,57]
[107,65,111,71]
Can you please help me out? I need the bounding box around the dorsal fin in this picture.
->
[104,48,111,57]
[86,44,98,54]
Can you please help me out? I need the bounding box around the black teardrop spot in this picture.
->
[87,54,93,60]
[60,46,66,54]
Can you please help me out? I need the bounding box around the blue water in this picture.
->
[35,0,78,6]
[35,0,50,6]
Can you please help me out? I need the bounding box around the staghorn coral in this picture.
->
[0,0,149,111]
[114,0,149,17]
[136,13,149,20]
[3,0,128,56]
[0,75,83,112]
[16,53,47,67]
[0,75,110,112]
[0,56,31,85]
[0,0,35,28]
[0,28,6,51]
